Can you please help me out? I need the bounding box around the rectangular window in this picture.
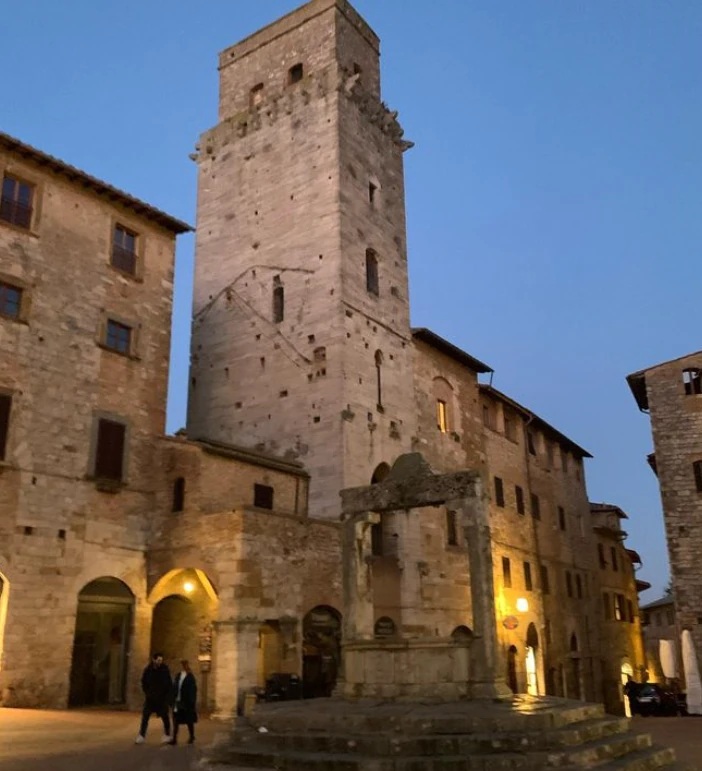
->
[366,249,379,295]
[0,281,22,319]
[482,403,497,430]
[502,556,512,588]
[515,485,525,515]
[527,431,536,456]
[576,574,583,599]
[598,543,607,569]
[546,441,555,467]
[611,546,618,572]
[694,461,702,493]
[523,561,533,591]
[94,418,126,481]
[446,509,458,546]
[494,476,505,507]
[603,593,612,620]
[683,369,702,396]
[250,83,264,107]
[558,505,566,531]
[561,447,569,472]
[530,493,540,520]
[288,63,304,85]
[614,594,624,621]
[0,393,11,461]
[1,175,33,229]
[105,319,132,355]
[540,564,550,594]
[667,609,675,626]
[273,285,285,323]
[565,571,573,598]
[504,411,517,442]
[253,483,274,510]
[627,599,635,624]
[112,224,138,275]
[368,181,377,205]
[437,399,448,433]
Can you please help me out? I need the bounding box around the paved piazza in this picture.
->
[1,709,701,770]
[0,709,223,771]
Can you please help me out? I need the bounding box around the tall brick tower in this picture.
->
[187,0,416,520]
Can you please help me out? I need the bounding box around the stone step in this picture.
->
[551,732,652,767]
[225,716,630,758]
[247,700,606,737]
[562,745,677,771]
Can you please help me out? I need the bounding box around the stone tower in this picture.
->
[187,0,416,520]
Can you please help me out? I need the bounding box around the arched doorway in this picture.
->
[507,645,519,693]
[257,622,284,686]
[302,605,341,698]
[68,577,134,707]
[621,661,634,717]
[526,623,539,696]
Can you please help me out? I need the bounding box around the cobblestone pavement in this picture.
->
[0,708,226,771]
[632,716,702,770]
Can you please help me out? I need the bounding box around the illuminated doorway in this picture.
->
[526,623,539,696]
[621,661,634,717]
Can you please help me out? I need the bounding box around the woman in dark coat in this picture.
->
[169,659,198,745]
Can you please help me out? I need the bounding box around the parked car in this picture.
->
[633,684,687,717]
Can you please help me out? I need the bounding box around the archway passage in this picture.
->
[371,463,391,485]
[525,623,539,696]
[68,577,134,707]
[507,645,518,694]
[302,606,341,698]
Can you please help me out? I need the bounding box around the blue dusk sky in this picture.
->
[3,2,700,598]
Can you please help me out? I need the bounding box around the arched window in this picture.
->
[172,477,185,513]
[366,249,379,296]
[375,350,384,409]
[273,284,284,323]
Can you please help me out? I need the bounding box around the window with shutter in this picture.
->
[94,419,126,481]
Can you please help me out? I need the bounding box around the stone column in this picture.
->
[210,621,237,720]
[457,482,512,700]
[341,512,379,641]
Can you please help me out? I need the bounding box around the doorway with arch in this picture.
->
[302,605,341,698]
[0,572,10,676]
[68,577,134,707]
[621,661,634,717]
[525,623,540,696]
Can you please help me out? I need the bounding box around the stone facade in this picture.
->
[1,0,652,719]
[628,350,702,690]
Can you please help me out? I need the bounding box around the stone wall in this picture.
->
[0,142,180,708]
[634,352,702,684]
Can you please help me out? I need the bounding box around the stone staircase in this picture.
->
[200,697,684,771]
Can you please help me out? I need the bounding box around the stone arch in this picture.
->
[148,568,219,713]
[371,463,391,484]
[68,577,135,708]
[302,605,342,698]
[450,625,474,641]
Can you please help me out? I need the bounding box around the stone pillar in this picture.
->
[342,512,379,642]
[279,616,300,675]
[211,621,237,720]
[457,483,512,700]
[395,507,424,635]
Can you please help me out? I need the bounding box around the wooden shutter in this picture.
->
[95,419,125,480]
[0,394,11,460]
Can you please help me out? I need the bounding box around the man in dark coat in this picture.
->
[135,652,172,744]
[169,659,198,745]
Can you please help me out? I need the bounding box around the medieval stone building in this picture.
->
[628,350,702,701]
[1,0,648,718]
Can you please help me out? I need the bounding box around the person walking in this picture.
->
[135,652,173,744]
[169,659,198,745]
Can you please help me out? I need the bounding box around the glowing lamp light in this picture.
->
[183,581,195,594]
[516,597,529,613]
